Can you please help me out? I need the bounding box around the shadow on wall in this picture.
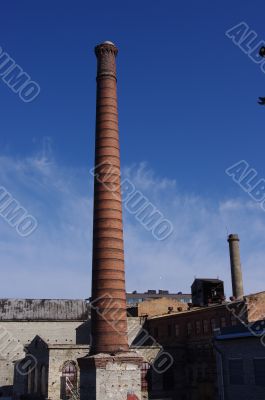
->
[131,326,156,347]
[76,320,91,345]
[79,365,96,400]
[0,385,13,398]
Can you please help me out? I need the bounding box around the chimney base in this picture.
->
[78,352,143,400]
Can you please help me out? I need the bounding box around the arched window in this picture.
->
[61,361,78,399]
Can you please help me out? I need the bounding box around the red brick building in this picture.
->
[141,292,265,400]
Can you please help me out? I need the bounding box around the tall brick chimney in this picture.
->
[227,234,244,300]
[78,41,144,400]
[90,41,129,354]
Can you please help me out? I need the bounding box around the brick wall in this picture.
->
[138,297,188,318]
[245,292,265,322]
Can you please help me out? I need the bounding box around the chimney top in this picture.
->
[103,40,115,45]
[228,233,239,242]
[95,41,118,59]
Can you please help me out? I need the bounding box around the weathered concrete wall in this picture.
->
[0,354,13,396]
[48,346,88,400]
[132,346,161,366]
[138,297,188,317]
[127,318,143,346]
[0,320,89,397]
[79,355,142,400]
[1,317,146,398]
[13,336,49,399]
[96,361,141,400]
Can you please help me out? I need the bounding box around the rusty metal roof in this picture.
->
[0,299,89,321]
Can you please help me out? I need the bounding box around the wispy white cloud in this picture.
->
[0,153,92,298]
[123,164,265,297]
[0,153,264,299]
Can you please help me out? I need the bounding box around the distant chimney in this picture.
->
[227,234,244,300]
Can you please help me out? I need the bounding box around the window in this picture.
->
[203,320,209,334]
[168,324,172,337]
[61,361,77,400]
[211,319,216,331]
[254,358,265,386]
[229,359,244,385]
[187,322,192,336]
[175,324,180,337]
[220,317,226,328]
[197,366,203,382]
[195,321,201,335]
[141,362,151,391]
[187,366,193,384]
[231,314,237,326]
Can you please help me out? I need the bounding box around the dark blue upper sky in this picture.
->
[1,0,265,199]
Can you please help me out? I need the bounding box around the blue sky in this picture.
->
[1,0,265,298]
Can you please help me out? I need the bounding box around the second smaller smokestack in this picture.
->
[227,234,244,300]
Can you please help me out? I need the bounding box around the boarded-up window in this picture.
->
[229,359,244,385]
[254,358,265,386]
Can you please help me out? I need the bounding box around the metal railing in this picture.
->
[65,377,80,400]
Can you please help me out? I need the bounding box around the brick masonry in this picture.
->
[137,297,188,318]
[91,40,129,355]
